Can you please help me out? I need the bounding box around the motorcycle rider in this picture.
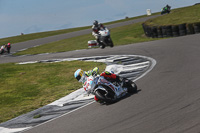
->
[162,4,171,14]
[74,67,123,102]
[166,4,171,10]
[92,20,105,45]
[6,43,11,54]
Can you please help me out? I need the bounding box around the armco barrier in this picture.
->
[142,22,200,38]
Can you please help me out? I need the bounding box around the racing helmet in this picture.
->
[74,69,84,82]
[93,20,98,26]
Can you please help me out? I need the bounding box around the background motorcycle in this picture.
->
[161,6,171,15]
[98,27,114,49]
[0,46,6,55]
[84,75,137,104]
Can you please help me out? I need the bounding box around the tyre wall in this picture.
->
[142,22,200,38]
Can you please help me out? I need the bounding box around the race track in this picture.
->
[1,16,200,133]
[21,33,200,133]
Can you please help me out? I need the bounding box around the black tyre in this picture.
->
[193,22,200,34]
[161,26,167,38]
[172,25,179,37]
[142,23,148,36]
[179,30,187,36]
[147,26,152,37]
[179,24,187,36]
[122,78,137,93]
[186,23,194,35]
[100,44,105,49]
[157,26,163,38]
[151,26,158,38]
[95,89,116,103]
[127,82,137,93]
[109,39,114,47]
[165,25,172,37]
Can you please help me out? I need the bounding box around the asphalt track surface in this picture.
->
[1,16,200,133]
[21,33,200,133]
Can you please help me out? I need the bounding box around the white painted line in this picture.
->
[0,127,30,133]
[124,61,150,67]
[22,101,95,133]
[122,65,149,72]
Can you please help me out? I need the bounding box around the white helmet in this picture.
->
[74,69,86,82]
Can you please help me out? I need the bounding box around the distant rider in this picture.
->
[166,4,171,10]
[0,45,6,55]
[74,67,122,102]
[163,4,171,11]
[92,20,105,44]
[6,43,11,54]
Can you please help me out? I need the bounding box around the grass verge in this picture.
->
[0,61,106,123]
[144,4,200,26]
[15,22,160,55]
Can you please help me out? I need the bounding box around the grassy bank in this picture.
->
[144,4,200,26]
[0,61,106,123]
[15,22,159,55]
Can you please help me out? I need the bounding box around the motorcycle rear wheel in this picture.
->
[100,44,105,49]
[127,82,137,93]
[109,39,114,47]
[122,78,137,93]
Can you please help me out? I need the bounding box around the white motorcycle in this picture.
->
[84,75,137,104]
[0,45,6,55]
[98,27,114,49]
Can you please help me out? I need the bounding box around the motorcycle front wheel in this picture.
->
[95,89,116,104]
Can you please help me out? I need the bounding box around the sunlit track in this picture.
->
[0,13,200,132]
[19,33,200,133]
[0,55,156,133]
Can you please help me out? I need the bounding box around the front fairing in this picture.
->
[99,28,110,37]
[83,76,98,94]
[95,76,116,93]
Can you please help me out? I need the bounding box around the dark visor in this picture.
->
[76,75,81,81]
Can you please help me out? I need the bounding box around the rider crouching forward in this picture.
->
[92,20,105,45]
[74,67,122,102]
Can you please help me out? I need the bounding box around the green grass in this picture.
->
[15,22,159,55]
[144,4,200,26]
[0,61,106,123]
[103,12,159,25]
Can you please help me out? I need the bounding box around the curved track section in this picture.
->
[0,15,200,133]
[0,55,156,133]
[21,34,200,133]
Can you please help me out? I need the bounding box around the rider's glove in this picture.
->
[92,67,99,76]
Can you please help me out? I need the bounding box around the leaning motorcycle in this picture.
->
[0,46,5,55]
[161,7,171,15]
[98,27,114,49]
[84,75,137,104]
